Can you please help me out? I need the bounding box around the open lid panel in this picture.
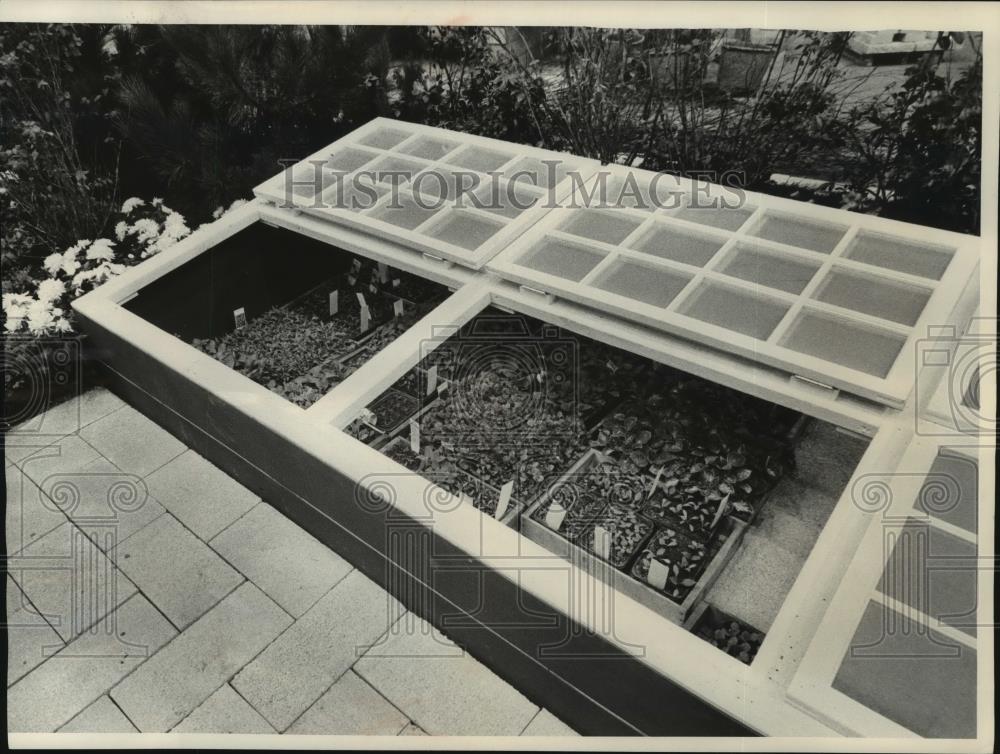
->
[254,118,600,270]
[487,163,981,408]
[788,440,981,738]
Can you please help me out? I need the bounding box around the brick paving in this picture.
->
[5,388,577,737]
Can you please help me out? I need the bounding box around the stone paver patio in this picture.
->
[4,388,577,737]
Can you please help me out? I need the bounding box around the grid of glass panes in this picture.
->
[255,119,596,268]
[489,164,962,387]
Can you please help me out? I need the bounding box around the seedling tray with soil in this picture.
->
[583,502,654,571]
[685,603,766,666]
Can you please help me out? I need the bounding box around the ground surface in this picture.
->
[5,388,577,737]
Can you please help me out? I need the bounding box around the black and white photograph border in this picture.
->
[2,1,997,751]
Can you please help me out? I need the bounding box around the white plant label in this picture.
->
[233,307,247,330]
[360,305,371,333]
[647,466,664,497]
[593,526,612,559]
[355,292,367,308]
[377,262,389,283]
[425,365,438,396]
[647,559,670,590]
[328,290,339,316]
[409,418,420,453]
[544,503,567,530]
[495,480,514,520]
[393,298,405,318]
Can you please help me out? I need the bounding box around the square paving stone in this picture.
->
[354,614,539,736]
[79,405,186,478]
[145,450,260,540]
[6,594,176,732]
[16,435,102,492]
[286,670,408,735]
[5,388,124,448]
[232,569,400,732]
[59,695,138,733]
[521,709,578,736]
[5,467,68,556]
[110,582,292,732]
[210,503,353,618]
[113,513,243,630]
[7,577,64,686]
[8,522,138,642]
[172,684,275,733]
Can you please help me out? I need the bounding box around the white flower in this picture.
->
[212,205,225,220]
[114,221,128,241]
[85,238,116,261]
[121,197,144,214]
[43,252,64,275]
[162,210,190,240]
[36,278,66,303]
[131,217,159,242]
[151,197,164,207]
[25,298,57,334]
[3,292,32,332]
[61,255,81,276]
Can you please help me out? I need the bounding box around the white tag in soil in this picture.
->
[647,559,670,590]
[360,305,371,333]
[495,480,514,520]
[593,526,612,559]
[393,298,405,318]
[233,307,247,330]
[328,290,339,316]
[647,466,664,497]
[377,262,389,283]
[425,365,438,396]
[544,503,567,530]
[409,418,420,453]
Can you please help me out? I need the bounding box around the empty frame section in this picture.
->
[253,118,599,268]
[488,161,970,405]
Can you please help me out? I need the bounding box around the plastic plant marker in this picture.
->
[630,225,725,267]
[409,419,420,453]
[749,213,846,253]
[360,305,371,333]
[780,310,906,378]
[496,480,514,520]
[678,281,790,340]
[426,365,438,396]
[328,290,339,316]
[593,259,692,308]
[718,243,822,294]
[517,239,606,282]
[233,307,247,330]
[594,526,612,559]
[426,211,503,251]
[647,559,670,590]
[393,299,405,317]
[813,268,932,326]
[545,503,567,530]
[561,210,643,246]
[355,292,366,307]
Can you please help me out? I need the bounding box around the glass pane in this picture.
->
[678,281,790,339]
[324,147,377,173]
[780,310,906,377]
[397,135,461,161]
[604,172,681,211]
[719,243,821,294]
[447,146,513,173]
[814,268,931,326]
[413,168,481,202]
[844,231,954,280]
[358,126,412,149]
[505,155,573,189]
[750,213,846,253]
[631,224,725,267]
[674,203,754,231]
[369,193,440,230]
[368,155,426,185]
[473,181,539,219]
[517,238,606,282]
[593,259,691,308]
[285,165,339,199]
[560,210,643,245]
[913,452,977,534]
[327,181,388,213]
[426,211,504,250]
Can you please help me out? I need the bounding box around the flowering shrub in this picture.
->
[3,198,191,335]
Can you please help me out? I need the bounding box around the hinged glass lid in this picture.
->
[254,118,600,270]
[487,163,980,408]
